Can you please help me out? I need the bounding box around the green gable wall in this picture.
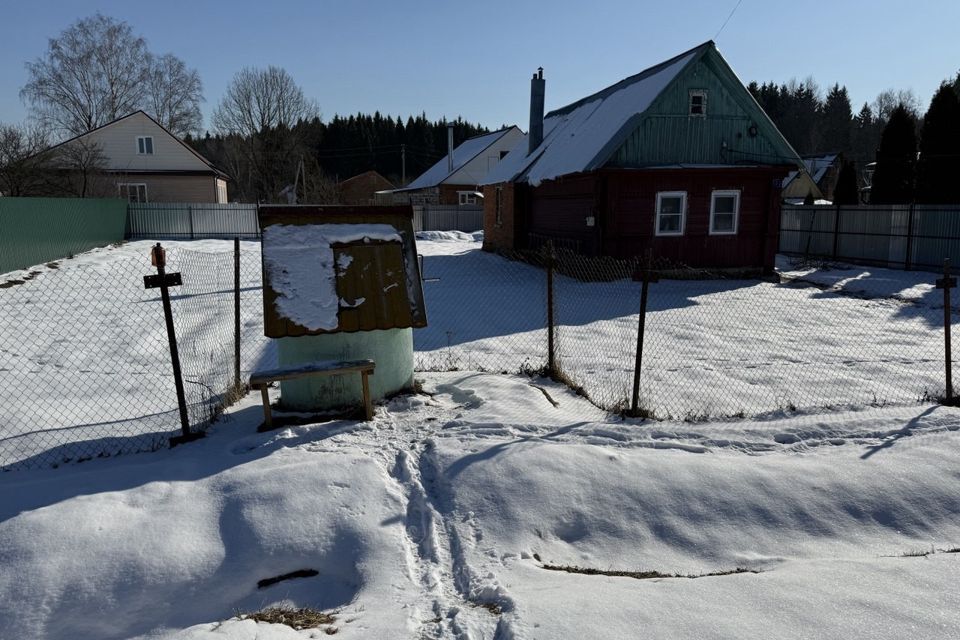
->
[610,49,800,168]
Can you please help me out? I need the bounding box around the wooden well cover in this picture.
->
[259,205,427,337]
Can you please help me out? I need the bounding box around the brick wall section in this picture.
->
[438,184,478,205]
[482,183,515,251]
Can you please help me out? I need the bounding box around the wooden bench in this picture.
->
[249,359,376,428]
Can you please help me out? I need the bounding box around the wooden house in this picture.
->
[482,41,804,273]
[781,153,842,203]
[385,126,524,205]
[338,170,395,205]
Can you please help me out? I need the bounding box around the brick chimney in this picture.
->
[528,67,545,155]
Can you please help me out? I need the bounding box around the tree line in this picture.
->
[1,13,958,205]
[748,75,960,203]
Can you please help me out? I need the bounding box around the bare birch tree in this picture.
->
[0,123,51,196]
[212,67,318,202]
[21,14,204,137]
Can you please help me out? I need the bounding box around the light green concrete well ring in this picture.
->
[276,328,414,412]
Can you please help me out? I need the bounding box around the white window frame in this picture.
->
[709,189,740,235]
[689,90,707,117]
[137,136,154,155]
[655,191,687,237]
[458,191,477,206]
[119,182,148,203]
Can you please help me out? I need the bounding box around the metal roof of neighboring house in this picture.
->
[397,127,521,191]
[803,154,839,184]
[781,153,839,193]
[484,41,803,186]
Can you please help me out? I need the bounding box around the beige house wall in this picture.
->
[81,112,211,173]
[114,174,221,203]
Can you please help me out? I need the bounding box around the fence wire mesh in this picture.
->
[0,241,266,471]
[4,233,959,471]
[414,248,549,374]
[415,244,960,419]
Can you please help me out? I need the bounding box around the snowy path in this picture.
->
[2,373,960,638]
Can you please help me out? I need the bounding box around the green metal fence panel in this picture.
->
[0,197,127,274]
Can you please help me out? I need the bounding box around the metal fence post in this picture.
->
[234,237,241,391]
[145,243,194,444]
[546,241,556,376]
[832,204,841,259]
[937,259,956,403]
[905,202,916,270]
[188,205,195,240]
[630,250,658,417]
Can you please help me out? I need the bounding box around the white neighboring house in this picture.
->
[44,110,229,203]
[380,126,524,205]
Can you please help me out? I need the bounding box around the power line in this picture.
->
[714,0,744,41]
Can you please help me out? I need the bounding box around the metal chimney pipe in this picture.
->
[529,67,545,155]
[447,124,455,173]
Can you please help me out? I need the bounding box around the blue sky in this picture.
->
[1,1,958,132]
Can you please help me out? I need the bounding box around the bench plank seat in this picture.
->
[250,358,376,427]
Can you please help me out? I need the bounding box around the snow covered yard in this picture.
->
[4,233,960,637]
[1,373,959,639]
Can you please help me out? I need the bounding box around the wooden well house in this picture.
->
[258,205,427,414]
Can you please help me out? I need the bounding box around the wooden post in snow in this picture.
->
[937,259,956,404]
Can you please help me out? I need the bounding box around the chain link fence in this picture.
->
[0,241,267,471]
[418,246,958,419]
[3,235,957,470]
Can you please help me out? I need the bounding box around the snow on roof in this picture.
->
[483,46,702,186]
[401,128,518,190]
[803,154,839,184]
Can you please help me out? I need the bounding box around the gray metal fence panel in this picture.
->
[911,206,960,270]
[781,204,960,272]
[414,205,483,232]
[836,205,909,267]
[127,203,260,239]
[779,206,835,256]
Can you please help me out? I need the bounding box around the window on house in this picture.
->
[689,90,707,117]
[137,136,154,154]
[710,190,740,235]
[655,191,686,236]
[495,186,503,225]
[119,183,148,203]
[500,150,509,160]
[458,191,477,206]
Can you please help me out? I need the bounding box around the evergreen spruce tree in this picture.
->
[915,84,960,203]
[834,160,860,204]
[870,105,917,204]
[821,84,853,156]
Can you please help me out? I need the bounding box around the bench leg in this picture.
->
[259,385,273,428]
[361,371,373,421]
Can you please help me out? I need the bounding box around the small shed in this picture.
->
[259,205,427,412]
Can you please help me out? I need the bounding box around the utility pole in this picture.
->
[401,144,406,185]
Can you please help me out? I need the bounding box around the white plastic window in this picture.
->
[655,191,686,236]
[710,190,740,235]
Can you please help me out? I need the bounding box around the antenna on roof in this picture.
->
[714,0,743,40]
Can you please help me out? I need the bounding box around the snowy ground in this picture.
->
[1,373,958,638]
[3,234,960,638]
